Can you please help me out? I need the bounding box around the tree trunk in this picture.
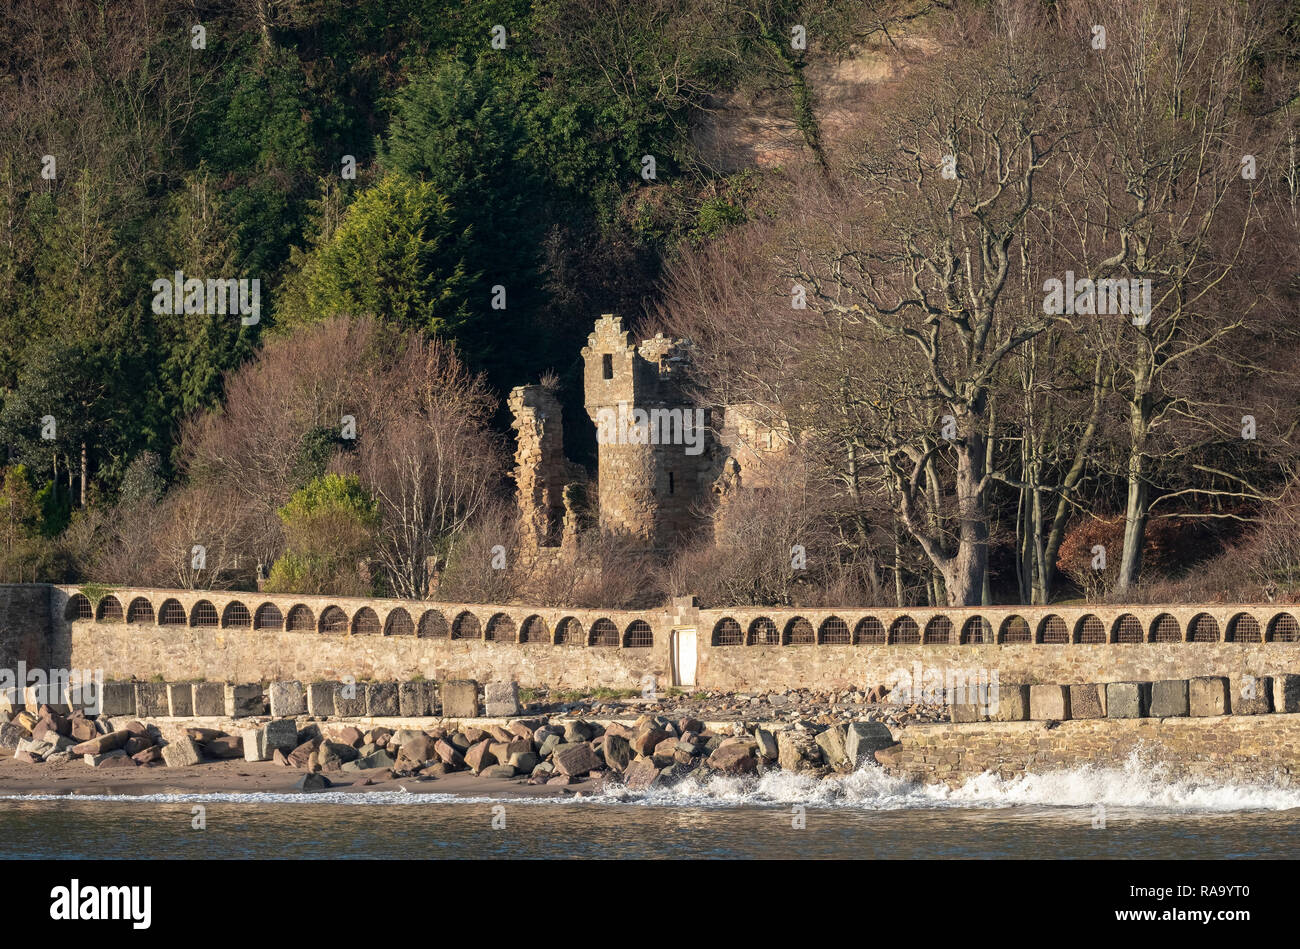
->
[1117,391,1152,591]
[939,431,988,606]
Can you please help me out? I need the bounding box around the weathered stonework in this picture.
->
[878,715,1300,788]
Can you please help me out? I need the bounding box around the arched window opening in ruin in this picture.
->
[602,353,613,379]
[222,601,252,628]
[451,612,482,640]
[1267,613,1300,643]
[924,615,953,644]
[624,620,653,648]
[255,603,285,631]
[854,616,886,644]
[158,598,186,625]
[1113,614,1143,644]
[784,617,814,645]
[960,616,992,644]
[1225,613,1261,643]
[712,618,743,646]
[352,607,381,635]
[748,616,779,645]
[999,615,1031,644]
[190,600,219,627]
[590,618,619,646]
[1150,613,1181,643]
[320,606,348,634]
[556,617,585,645]
[819,616,851,644]
[65,594,92,621]
[1187,613,1219,643]
[1075,615,1106,644]
[286,605,315,631]
[486,613,517,642]
[1039,615,1069,645]
[889,616,920,645]
[521,615,550,643]
[418,610,449,639]
[127,597,155,624]
[385,608,414,636]
[97,595,124,622]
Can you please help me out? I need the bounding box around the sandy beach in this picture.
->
[0,754,598,799]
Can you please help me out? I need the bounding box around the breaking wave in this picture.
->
[3,753,1297,814]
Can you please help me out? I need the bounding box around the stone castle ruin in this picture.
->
[509,315,786,562]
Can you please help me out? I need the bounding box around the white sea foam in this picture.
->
[3,753,1297,814]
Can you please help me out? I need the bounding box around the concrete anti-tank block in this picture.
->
[1067,684,1104,719]
[365,682,399,717]
[1029,684,1070,721]
[1189,677,1229,717]
[133,683,169,718]
[1149,679,1189,718]
[398,681,430,717]
[268,680,306,717]
[167,683,193,718]
[225,683,264,717]
[100,683,136,717]
[1106,682,1151,718]
[307,681,336,717]
[333,682,366,718]
[441,679,480,718]
[1272,674,1300,713]
[484,681,519,717]
[991,684,1030,722]
[1231,675,1272,715]
[191,682,224,717]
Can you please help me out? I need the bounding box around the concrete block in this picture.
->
[242,727,269,761]
[167,683,193,718]
[1149,679,1189,718]
[1189,676,1230,717]
[100,682,136,717]
[161,737,202,768]
[265,719,298,754]
[1067,684,1104,719]
[441,679,480,718]
[991,684,1030,722]
[845,722,895,763]
[1232,675,1273,715]
[191,682,224,717]
[484,681,519,717]
[333,682,366,718]
[133,683,169,718]
[365,682,399,717]
[1029,684,1070,721]
[398,681,430,717]
[242,720,298,761]
[224,683,264,718]
[269,680,306,717]
[1272,674,1300,713]
[1106,682,1151,718]
[307,681,336,717]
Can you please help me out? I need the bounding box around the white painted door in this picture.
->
[672,627,698,688]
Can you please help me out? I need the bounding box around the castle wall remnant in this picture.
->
[581,314,713,551]
[509,314,788,557]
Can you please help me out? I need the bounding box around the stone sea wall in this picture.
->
[878,715,1300,787]
[0,584,1293,694]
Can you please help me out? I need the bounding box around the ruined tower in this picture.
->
[581,314,711,552]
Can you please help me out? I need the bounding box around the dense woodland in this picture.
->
[2,0,1300,608]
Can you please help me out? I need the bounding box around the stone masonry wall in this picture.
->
[33,585,1300,694]
[878,715,1300,787]
[0,584,52,672]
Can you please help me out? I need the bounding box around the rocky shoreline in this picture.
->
[1,698,906,794]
